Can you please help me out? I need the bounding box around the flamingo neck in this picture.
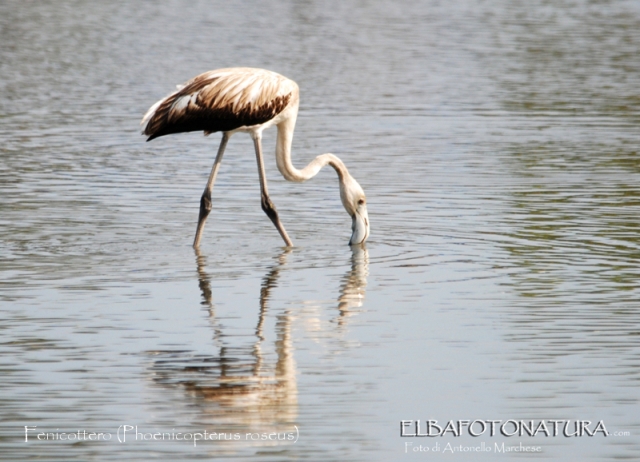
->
[275,112,348,183]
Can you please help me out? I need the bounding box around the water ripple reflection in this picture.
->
[147,246,369,448]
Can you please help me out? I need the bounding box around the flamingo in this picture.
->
[141,67,369,248]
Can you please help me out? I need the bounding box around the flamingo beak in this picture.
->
[349,204,370,245]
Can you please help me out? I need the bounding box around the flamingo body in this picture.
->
[143,68,297,140]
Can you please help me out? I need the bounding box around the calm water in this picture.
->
[1,0,640,460]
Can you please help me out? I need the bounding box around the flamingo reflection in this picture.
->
[151,247,369,433]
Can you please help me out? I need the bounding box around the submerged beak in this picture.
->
[349,204,370,245]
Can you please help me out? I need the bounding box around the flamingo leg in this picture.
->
[193,133,230,248]
[253,135,293,247]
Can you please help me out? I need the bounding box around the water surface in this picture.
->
[1,0,639,460]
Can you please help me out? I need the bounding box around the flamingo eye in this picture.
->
[358,199,365,205]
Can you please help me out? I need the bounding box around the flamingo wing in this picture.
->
[141,68,296,141]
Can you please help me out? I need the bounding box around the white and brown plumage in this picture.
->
[141,67,369,248]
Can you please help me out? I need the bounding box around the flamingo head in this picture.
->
[340,175,370,246]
